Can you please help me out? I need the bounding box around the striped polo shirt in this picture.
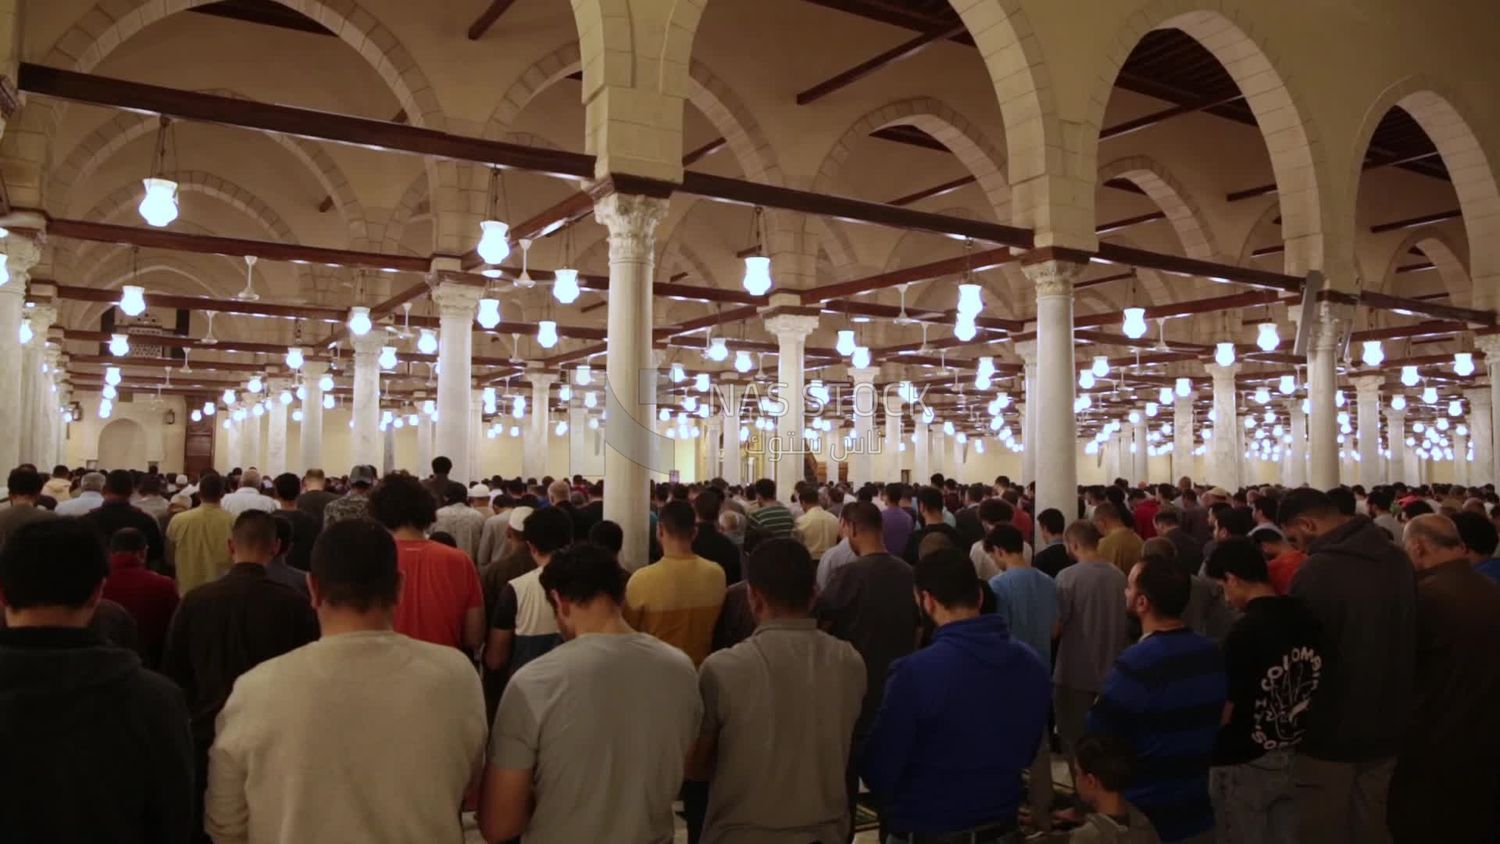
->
[624,554,727,666]
[748,503,795,539]
[1087,627,1226,842]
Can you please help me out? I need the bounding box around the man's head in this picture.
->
[0,520,108,626]
[1152,507,1181,535]
[6,467,42,503]
[1326,486,1357,517]
[982,525,1025,568]
[229,511,280,564]
[1072,734,1135,809]
[917,486,944,519]
[540,542,627,639]
[1125,555,1189,623]
[523,507,574,561]
[441,482,467,507]
[1277,488,1345,550]
[368,473,438,532]
[51,464,69,479]
[1249,525,1291,560]
[1451,510,1498,564]
[547,479,570,505]
[468,485,492,508]
[912,547,983,624]
[1366,488,1393,516]
[103,469,133,499]
[966,483,986,505]
[273,472,301,504]
[431,456,452,477]
[978,497,1014,530]
[752,478,777,503]
[1064,519,1103,562]
[693,489,722,523]
[656,499,696,548]
[1037,508,1065,542]
[310,519,401,615]
[348,464,377,490]
[1403,513,1467,571]
[746,538,817,620]
[883,482,903,505]
[138,475,162,498]
[1252,496,1279,525]
[197,472,226,504]
[797,487,820,510]
[839,500,883,549]
[109,527,149,567]
[303,469,327,491]
[240,469,263,493]
[1204,536,1274,609]
[587,520,624,557]
[505,506,534,540]
[1090,500,1125,530]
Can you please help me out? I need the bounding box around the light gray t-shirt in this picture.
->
[1054,559,1130,692]
[699,618,866,844]
[491,631,701,844]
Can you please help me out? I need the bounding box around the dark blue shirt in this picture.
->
[1088,627,1226,842]
[1475,558,1500,585]
[860,614,1049,835]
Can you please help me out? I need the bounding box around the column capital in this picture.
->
[1385,405,1406,422]
[349,331,386,356]
[1020,255,1087,297]
[1205,362,1240,382]
[765,313,819,341]
[1014,340,1038,364]
[26,302,56,331]
[266,377,293,394]
[1475,334,1500,360]
[1352,374,1385,396]
[1313,308,1343,352]
[526,368,558,386]
[1466,386,1493,409]
[593,193,669,261]
[431,280,483,319]
[301,359,328,377]
[5,234,42,280]
[848,366,880,385]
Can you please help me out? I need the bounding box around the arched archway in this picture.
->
[1097,155,1221,262]
[98,418,148,471]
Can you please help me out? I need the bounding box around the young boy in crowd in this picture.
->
[1070,734,1160,844]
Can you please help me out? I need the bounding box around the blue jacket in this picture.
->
[860,614,1050,835]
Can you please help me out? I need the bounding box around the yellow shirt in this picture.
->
[794,507,842,557]
[624,553,726,666]
[1098,526,1144,576]
[167,504,236,595]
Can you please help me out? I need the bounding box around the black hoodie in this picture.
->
[0,626,193,843]
[1290,515,1416,762]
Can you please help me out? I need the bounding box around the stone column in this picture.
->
[1022,258,1083,522]
[226,411,243,471]
[349,331,384,470]
[1353,375,1384,487]
[265,378,291,475]
[1129,416,1146,483]
[567,402,586,476]
[849,367,878,488]
[243,406,263,470]
[1205,363,1241,490]
[1386,407,1407,485]
[766,309,819,499]
[1478,337,1500,486]
[1173,388,1196,483]
[471,388,485,480]
[525,371,556,481]
[951,432,964,482]
[704,415,721,481]
[1307,311,1341,489]
[930,428,945,480]
[884,406,902,483]
[1015,340,1038,488]
[300,361,327,472]
[1466,388,1494,487]
[38,346,61,469]
[433,280,480,484]
[0,236,39,472]
[913,422,930,484]
[595,193,668,570]
[722,402,742,487]
[21,300,55,466]
[1287,400,1309,487]
[417,405,434,475]
[1455,429,1470,486]
[825,427,843,485]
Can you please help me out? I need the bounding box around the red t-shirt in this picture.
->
[1268,550,1307,595]
[1133,499,1160,541]
[392,539,484,650]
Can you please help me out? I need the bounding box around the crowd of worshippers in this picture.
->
[1,460,1498,844]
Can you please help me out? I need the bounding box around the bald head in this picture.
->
[1402,513,1466,571]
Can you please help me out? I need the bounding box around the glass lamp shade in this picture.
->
[1091,355,1109,378]
[852,346,871,368]
[203,402,216,416]
[584,391,597,409]
[555,421,568,436]
[1254,387,1271,405]
[246,375,263,394]
[1175,377,1191,398]
[954,316,977,342]
[285,347,305,370]
[120,285,148,317]
[1401,365,1420,387]
[1214,342,1236,367]
[476,220,511,265]
[669,362,685,383]
[476,298,501,330]
[512,395,527,418]
[278,391,293,406]
[347,306,373,336]
[1279,374,1295,395]
[322,393,335,410]
[956,284,983,318]
[99,400,113,419]
[1146,401,1159,417]
[416,329,438,355]
[1122,307,1148,339]
[1078,370,1096,390]
[575,364,592,385]
[1256,322,1279,352]
[318,374,335,392]
[252,403,264,417]
[101,384,117,400]
[1391,395,1408,411]
[836,330,856,357]
[1361,340,1385,367]
[138,178,179,227]
[108,333,130,357]
[190,409,202,423]
[742,256,773,296]
[1449,399,1464,417]
[734,350,752,373]
[1455,352,1476,377]
[553,268,581,304]
[658,408,672,422]
[377,346,397,370]
[558,384,573,402]
[706,337,729,362]
[17,319,32,345]
[695,373,711,393]
[537,320,558,348]
[942,420,956,436]
[1423,386,1438,404]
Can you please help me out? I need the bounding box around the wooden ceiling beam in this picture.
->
[1073,290,1284,329]
[1228,150,1448,204]
[52,283,348,322]
[467,0,519,40]
[1369,208,1462,234]
[1091,242,1302,293]
[1360,290,1494,326]
[1348,321,1467,342]
[682,137,728,167]
[796,23,966,105]
[1098,93,1244,142]
[799,245,1018,304]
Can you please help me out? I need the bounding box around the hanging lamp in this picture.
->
[476,167,511,265]
[138,118,179,227]
[740,207,773,296]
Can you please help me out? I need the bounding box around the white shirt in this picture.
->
[205,630,486,844]
[221,488,277,516]
[55,490,104,517]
